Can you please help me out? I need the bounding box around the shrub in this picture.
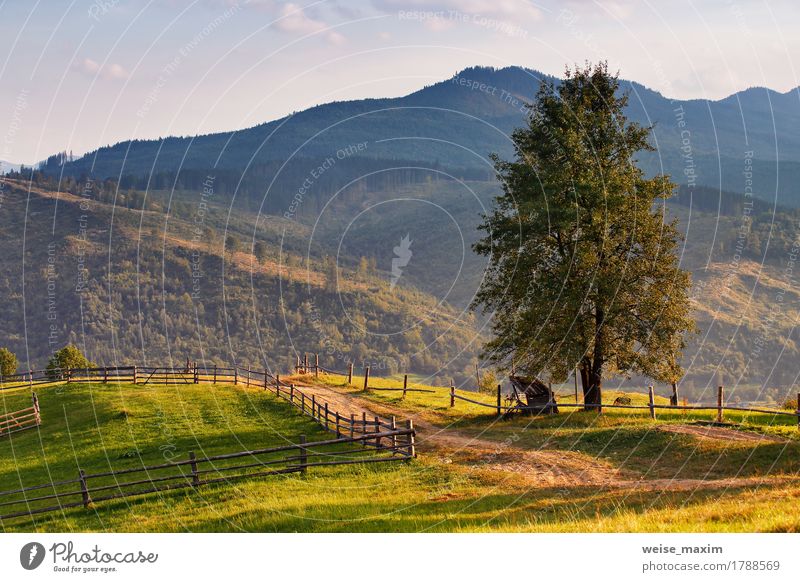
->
[0,347,18,377]
[47,344,94,379]
[478,368,499,394]
[784,396,798,411]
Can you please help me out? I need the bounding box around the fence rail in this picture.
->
[0,428,415,522]
[0,394,41,438]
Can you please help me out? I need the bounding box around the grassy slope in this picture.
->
[2,377,799,533]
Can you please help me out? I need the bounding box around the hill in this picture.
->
[2,375,798,532]
[43,66,800,208]
[0,178,482,384]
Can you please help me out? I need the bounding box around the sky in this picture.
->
[1,0,798,164]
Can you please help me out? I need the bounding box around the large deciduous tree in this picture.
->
[472,62,695,410]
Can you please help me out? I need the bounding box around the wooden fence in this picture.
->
[0,393,41,438]
[291,352,800,429]
[0,427,415,522]
[448,384,800,427]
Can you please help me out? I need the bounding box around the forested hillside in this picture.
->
[0,178,482,384]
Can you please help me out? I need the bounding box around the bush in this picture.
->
[47,344,94,379]
[478,368,499,394]
[784,396,798,411]
[0,347,17,377]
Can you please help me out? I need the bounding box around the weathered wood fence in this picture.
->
[0,427,415,522]
[449,384,800,427]
[0,393,41,438]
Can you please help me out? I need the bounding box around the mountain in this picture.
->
[0,178,482,384]
[45,66,800,207]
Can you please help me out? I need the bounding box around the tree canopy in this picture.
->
[472,62,695,409]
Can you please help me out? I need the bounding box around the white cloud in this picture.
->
[72,58,129,81]
[275,2,346,45]
[374,0,541,20]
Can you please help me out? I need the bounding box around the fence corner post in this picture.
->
[717,385,724,423]
[402,374,408,399]
[32,392,41,424]
[648,385,656,420]
[363,365,370,391]
[406,419,416,458]
[450,384,455,408]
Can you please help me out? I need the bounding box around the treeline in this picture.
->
[38,155,491,218]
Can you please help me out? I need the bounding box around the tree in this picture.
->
[254,241,268,264]
[225,234,240,255]
[472,62,695,411]
[0,347,17,377]
[47,344,94,379]
[323,255,338,293]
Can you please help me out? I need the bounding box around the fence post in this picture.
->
[290,384,294,402]
[671,381,679,406]
[717,385,724,423]
[324,403,329,430]
[336,412,341,438]
[301,391,305,414]
[497,384,502,416]
[312,395,316,420]
[28,369,32,389]
[32,392,40,424]
[304,353,309,373]
[406,419,416,458]
[315,353,319,377]
[350,413,355,439]
[391,416,397,454]
[348,362,353,385]
[132,366,137,384]
[403,374,408,399]
[213,365,217,384]
[263,369,268,390]
[299,435,307,474]
[79,469,91,508]
[189,451,200,486]
[246,367,251,387]
[194,362,199,384]
[374,416,381,448]
[450,384,455,407]
[234,367,238,385]
[67,368,72,383]
[363,366,370,391]
[361,412,367,446]
[648,385,656,420]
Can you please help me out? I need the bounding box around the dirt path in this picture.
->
[294,381,799,491]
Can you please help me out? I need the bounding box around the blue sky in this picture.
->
[1,0,798,163]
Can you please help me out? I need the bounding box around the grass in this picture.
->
[1,376,799,532]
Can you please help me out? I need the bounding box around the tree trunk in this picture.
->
[583,306,605,412]
[579,357,593,411]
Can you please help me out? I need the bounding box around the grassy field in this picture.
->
[1,376,799,533]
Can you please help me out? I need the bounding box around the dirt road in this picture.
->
[292,380,799,492]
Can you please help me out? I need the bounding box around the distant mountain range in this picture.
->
[46,65,800,207]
